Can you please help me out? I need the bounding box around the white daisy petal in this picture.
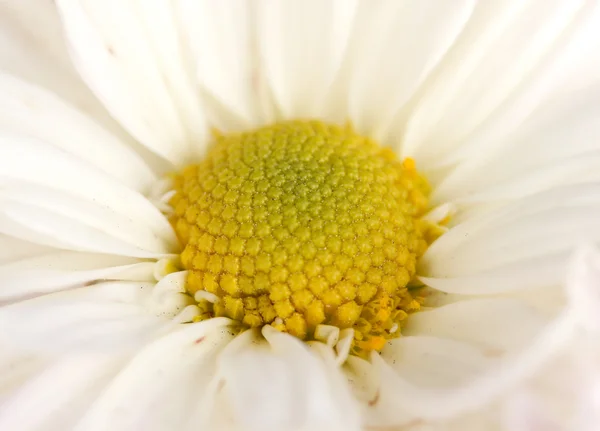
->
[548,4,600,98]
[55,0,207,165]
[353,336,499,427]
[379,297,552,420]
[0,235,52,265]
[370,303,577,424]
[402,0,592,166]
[434,87,600,206]
[0,0,128,133]
[149,271,196,319]
[343,355,379,410]
[2,2,599,430]
[179,0,270,130]
[565,246,600,332]
[0,71,155,192]
[336,0,475,141]
[217,326,360,431]
[74,318,234,431]
[0,282,171,354]
[403,298,547,355]
[256,0,358,122]
[384,336,500,390]
[0,346,46,403]
[0,0,83,96]
[420,184,600,294]
[0,135,178,253]
[502,391,563,431]
[438,1,600,172]
[0,207,161,261]
[0,354,124,431]
[0,181,175,257]
[0,251,155,301]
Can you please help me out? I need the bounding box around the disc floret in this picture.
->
[170,121,431,356]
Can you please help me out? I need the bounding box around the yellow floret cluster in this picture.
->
[170,121,431,356]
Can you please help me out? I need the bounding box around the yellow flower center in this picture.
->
[169,121,433,356]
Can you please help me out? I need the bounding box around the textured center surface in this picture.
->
[170,121,431,356]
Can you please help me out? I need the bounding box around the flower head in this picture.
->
[1,1,600,430]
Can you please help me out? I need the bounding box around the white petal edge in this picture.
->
[419,183,600,294]
[0,71,156,192]
[0,0,136,143]
[0,354,125,431]
[402,0,591,167]
[179,0,273,131]
[403,298,548,353]
[0,181,176,258]
[0,347,46,404]
[0,234,52,265]
[433,85,600,205]
[0,134,178,254]
[371,307,577,424]
[565,245,600,332]
[256,0,358,123]
[332,0,475,141]
[73,318,234,431]
[216,326,361,431]
[363,247,598,426]
[56,0,208,166]
[0,281,172,354]
[0,250,155,301]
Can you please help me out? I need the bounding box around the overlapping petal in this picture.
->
[56,0,208,166]
[0,1,599,431]
[420,184,600,294]
[0,282,171,353]
[0,135,178,256]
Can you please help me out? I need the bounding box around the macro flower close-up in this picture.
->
[2,1,600,430]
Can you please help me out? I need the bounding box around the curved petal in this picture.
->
[403,298,547,354]
[56,0,208,166]
[383,336,500,390]
[0,250,155,301]
[434,87,600,206]
[0,354,124,431]
[565,246,600,332]
[0,72,155,192]
[0,345,47,403]
[366,250,600,428]
[0,181,175,258]
[0,282,171,354]
[216,326,360,431]
[420,184,600,294]
[73,318,234,431]
[0,234,52,265]
[0,0,131,140]
[401,0,597,167]
[332,0,475,141]
[256,0,358,123]
[179,0,271,131]
[0,135,178,255]
[369,306,577,424]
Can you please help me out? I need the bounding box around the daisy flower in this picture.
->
[1,1,600,430]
